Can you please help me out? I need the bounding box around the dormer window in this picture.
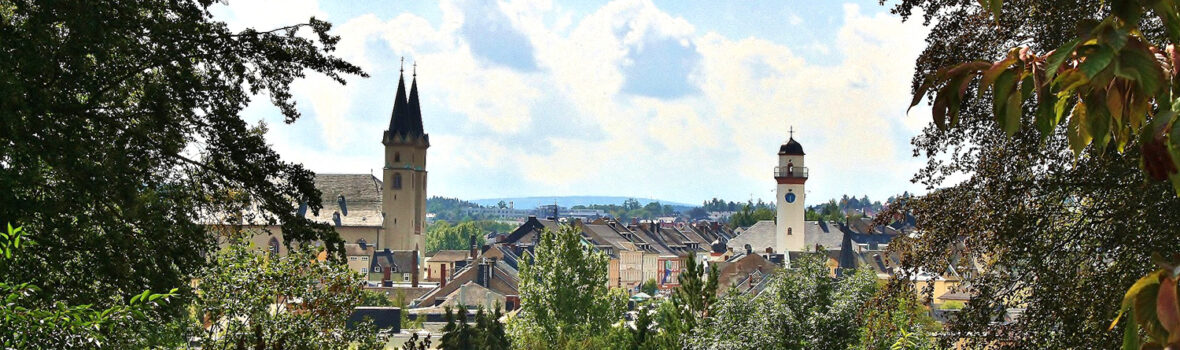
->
[374,266,382,272]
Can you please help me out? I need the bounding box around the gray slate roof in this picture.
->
[371,250,417,273]
[306,174,384,227]
[726,220,776,253]
[804,220,842,251]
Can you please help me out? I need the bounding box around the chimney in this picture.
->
[487,257,496,286]
[476,259,489,288]
[411,248,420,288]
[440,264,448,288]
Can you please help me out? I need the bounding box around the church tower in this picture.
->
[774,128,807,253]
[381,61,429,251]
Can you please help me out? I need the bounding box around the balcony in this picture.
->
[774,166,808,179]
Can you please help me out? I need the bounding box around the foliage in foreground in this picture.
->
[189,239,386,349]
[688,253,878,349]
[0,224,177,349]
[897,0,1180,347]
[437,305,510,350]
[0,0,363,326]
[508,224,627,349]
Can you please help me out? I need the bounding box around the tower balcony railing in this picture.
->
[774,166,809,179]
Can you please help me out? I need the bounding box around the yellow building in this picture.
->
[380,65,429,252]
[216,65,431,284]
[425,250,470,282]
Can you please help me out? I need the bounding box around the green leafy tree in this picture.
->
[0,224,178,348]
[640,278,659,296]
[858,283,941,350]
[893,0,1180,347]
[438,305,510,350]
[659,252,719,348]
[623,198,642,211]
[509,224,627,349]
[690,253,878,349]
[359,289,395,307]
[728,204,776,228]
[425,221,486,255]
[0,0,363,322]
[190,239,386,349]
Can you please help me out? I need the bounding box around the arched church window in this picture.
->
[787,161,794,175]
[268,237,280,255]
[787,227,793,235]
[394,152,401,163]
[393,173,402,189]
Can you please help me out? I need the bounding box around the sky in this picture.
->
[212,0,934,207]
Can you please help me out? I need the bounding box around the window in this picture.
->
[361,256,369,261]
[374,266,382,272]
[361,268,369,273]
[787,227,793,235]
[404,274,410,282]
[349,256,358,261]
[393,173,402,189]
[394,152,401,163]
[267,237,280,255]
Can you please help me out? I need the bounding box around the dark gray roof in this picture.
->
[804,220,841,251]
[581,223,633,258]
[307,174,383,227]
[726,220,776,253]
[371,250,417,273]
[778,137,804,155]
[343,243,374,256]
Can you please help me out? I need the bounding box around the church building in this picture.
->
[774,130,807,253]
[228,62,430,286]
[381,63,430,252]
[726,129,907,272]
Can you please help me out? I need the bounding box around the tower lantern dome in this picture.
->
[778,137,804,155]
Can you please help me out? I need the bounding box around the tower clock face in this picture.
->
[785,193,796,203]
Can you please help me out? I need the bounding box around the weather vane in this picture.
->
[400,57,404,73]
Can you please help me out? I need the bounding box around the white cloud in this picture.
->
[788,13,803,26]
[216,0,932,203]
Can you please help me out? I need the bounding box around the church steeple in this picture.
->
[384,58,426,145]
[381,58,429,253]
[386,58,410,142]
[407,63,424,135]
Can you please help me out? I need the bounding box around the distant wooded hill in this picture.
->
[467,196,695,210]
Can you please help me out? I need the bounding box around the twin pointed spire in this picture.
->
[385,57,425,143]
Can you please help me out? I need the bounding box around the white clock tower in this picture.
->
[774,127,807,253]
